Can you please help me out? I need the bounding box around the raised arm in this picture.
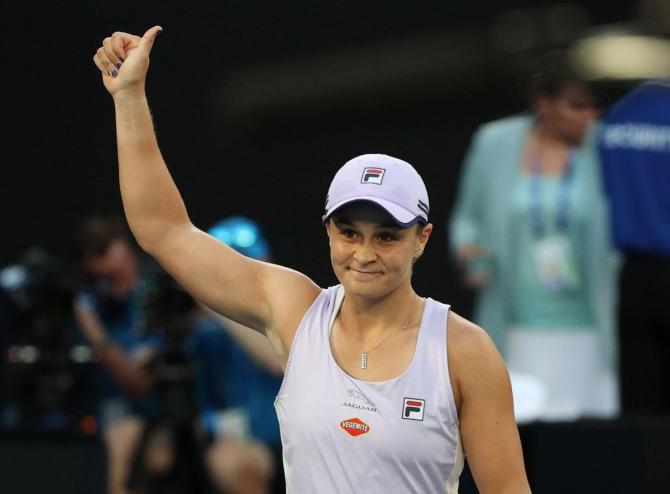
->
[92,27,320,348]
[448,312,531,493]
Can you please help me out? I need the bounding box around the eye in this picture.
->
[378,232,397,242]
[340,228,358,239]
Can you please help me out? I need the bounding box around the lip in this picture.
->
[348,268,382,278]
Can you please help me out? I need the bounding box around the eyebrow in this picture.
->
[332,219,356,230]
[333,218,401,230]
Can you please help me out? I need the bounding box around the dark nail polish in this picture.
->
[111,69,118,77]
[115,62,122,69]
[119,56,125,62]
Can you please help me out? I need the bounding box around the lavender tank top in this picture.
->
[275,285,464,493]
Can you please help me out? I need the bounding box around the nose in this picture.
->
[353,241,377,265]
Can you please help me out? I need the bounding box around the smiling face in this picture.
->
[326,202,432,301]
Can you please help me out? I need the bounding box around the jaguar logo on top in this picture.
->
[342,388,377,413]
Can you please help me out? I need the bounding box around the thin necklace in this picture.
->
[340,296,420,369]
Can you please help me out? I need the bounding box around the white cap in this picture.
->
[322,154,429,227]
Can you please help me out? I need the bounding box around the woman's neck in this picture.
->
[532,120,569,150]
[340,283,420,336]
[522,121,572,176]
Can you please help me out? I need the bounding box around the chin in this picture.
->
[340,274,395,301]
[565,129,587,147]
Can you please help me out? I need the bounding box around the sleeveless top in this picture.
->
[275,285,464,493]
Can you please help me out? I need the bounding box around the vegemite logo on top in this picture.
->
[340,417,371,437]
[361,167,385,185]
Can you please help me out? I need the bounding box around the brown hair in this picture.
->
[529,49,591,100]
[73,214,134,261]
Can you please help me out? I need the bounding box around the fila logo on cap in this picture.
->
[402,397,425,421]
[361,167,385,185]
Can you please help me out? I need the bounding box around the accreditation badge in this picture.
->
[531,234,580,292]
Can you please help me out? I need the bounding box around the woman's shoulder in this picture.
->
[473,113,533,144]
[447,311,505,378]
[447,310,498,356]
[298,284,342,320]
[446,311,508,411]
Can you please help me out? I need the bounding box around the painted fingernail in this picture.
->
[115,61,122,69]
[111,69,118,77]
[119,56,125,62]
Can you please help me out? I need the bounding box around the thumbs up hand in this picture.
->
[92,26,163,97]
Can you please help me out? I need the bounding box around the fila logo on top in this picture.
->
[361,167,385,185]
[402,397,425,421]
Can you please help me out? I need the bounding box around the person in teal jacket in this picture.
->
[449,51,619,421]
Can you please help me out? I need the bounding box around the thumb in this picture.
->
[138,25,163,54]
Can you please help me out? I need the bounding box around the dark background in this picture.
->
[2,0,641,316]
[4,2,668,492]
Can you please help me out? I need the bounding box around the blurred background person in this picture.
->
[448,49,619,422]
[72,214,155,429]
[205,215,286,493]
[598,79,670,416]
[72,214,276,494]
[72,214,169,494]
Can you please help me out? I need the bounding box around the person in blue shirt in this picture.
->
[598,80,670,416]
[73,214,278,494]
[205,216,285,493]
[72,214,163,494]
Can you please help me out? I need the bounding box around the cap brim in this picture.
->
[322,197,426,227]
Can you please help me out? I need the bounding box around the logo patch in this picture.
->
[402,398,425,421]
[361,167,385,185]
[340,417,371,437]
[342,389,377,412]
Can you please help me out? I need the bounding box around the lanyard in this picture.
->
[529,149,575,237]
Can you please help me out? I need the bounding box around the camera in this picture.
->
[135,261,200,423]
[0,247,93,430]
[127,262,216,493]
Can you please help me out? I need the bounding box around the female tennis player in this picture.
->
[92,26,530,493]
